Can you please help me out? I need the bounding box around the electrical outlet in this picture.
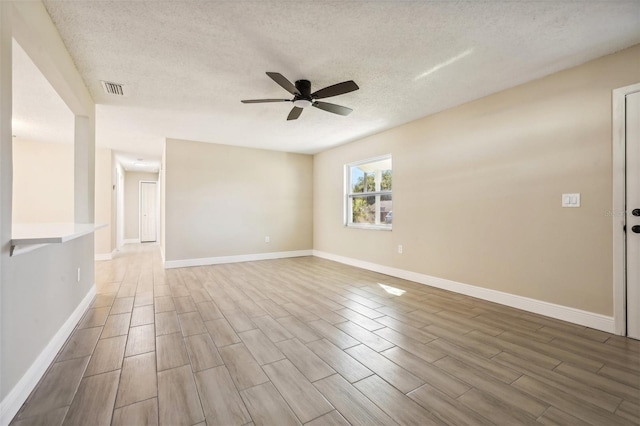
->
[397,245,403,254]
[265,236,270,243]
[562,193,581,207]
[77,268,81,282]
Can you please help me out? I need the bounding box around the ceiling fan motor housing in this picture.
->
[293,80,313,108]
[295,80,312,99]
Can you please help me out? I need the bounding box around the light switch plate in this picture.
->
[562,193,581,207]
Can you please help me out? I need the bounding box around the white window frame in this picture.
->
[344,154,392,230]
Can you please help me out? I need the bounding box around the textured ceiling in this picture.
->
[22,1,640,162]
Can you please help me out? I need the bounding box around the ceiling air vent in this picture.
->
[100,80,125,96]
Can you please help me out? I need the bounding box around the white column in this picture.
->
[375,169,381,225]
[74,115,95,223]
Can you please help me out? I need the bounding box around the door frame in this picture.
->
[138,180,158,243]
[116,164,125,249]
[612,82,640,336]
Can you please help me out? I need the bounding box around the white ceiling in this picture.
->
[15,1,640,165]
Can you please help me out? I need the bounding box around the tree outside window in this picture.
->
[346,155,392,229]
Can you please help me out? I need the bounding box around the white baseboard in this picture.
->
[94,252,112,261]
[0,285,97,426]
[95,249,118,261]
[123,239,140,245]
[164,250,313,269]
[313,250,615,333]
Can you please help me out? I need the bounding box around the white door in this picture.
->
[140,181,157,243]
[627,91,640,340]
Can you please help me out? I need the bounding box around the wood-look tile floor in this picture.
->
[12,244,640,426]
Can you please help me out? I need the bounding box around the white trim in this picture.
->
[313,250,615,333]
[346,154,393,168]
[94,249,116,261]
[94,252,111,261]
[346,223,392,231]
[345,154,393,228]
[0,285,97,426]
[156,176,161,247]
[115,164,125,250]
[123,238,140,245]
[164,250,313,269]
[612,82,640,336]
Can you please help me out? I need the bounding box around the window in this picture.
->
[345,155,392,229]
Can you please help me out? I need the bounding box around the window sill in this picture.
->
[346,224,392,231]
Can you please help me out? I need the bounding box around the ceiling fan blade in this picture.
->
[311,80,359,99]
[241,99,291,103]
[312,101,353,116]
[266,72,300,96]
[287,107,303,121]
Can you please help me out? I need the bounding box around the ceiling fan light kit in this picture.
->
[241,72,359,121]
[293,99,312,108]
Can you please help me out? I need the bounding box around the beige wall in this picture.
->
[124,171,158,240]
[94,147,113,255]
[12,141,114,256]
[314,44,640,316]
[164,139,313,262]
[12,139,74,223]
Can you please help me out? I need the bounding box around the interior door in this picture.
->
[140,181,157,243]
[625,92,640,339]
[627,91,640,340]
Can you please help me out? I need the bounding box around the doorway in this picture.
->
[613,83,640,340]
[139,181,158,243]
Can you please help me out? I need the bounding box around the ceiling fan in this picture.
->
[241,72,359,121]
